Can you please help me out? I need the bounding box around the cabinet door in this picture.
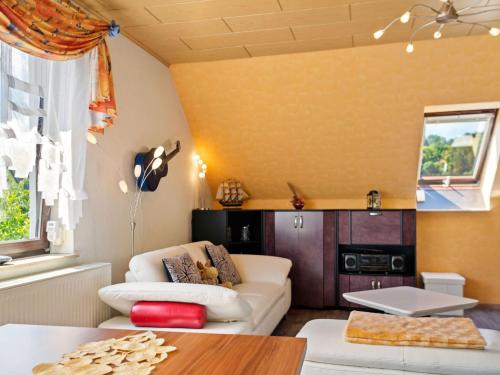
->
[351,211,402,245]
[402,210,416,246]
[323,212,337,307]
[338,211,351,245]
[349,275,378,308]
[274,212,300,303]
[274,212,299,257]
[350,274,378,292]
[192,210,227,244]
[263,211,275,256]
[376,276,416,289]
[403,276,417,287]
[338,274,350,307]
[377,276,403,289]
[297,212,324,308]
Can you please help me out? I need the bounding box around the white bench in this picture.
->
[297,319,500,375]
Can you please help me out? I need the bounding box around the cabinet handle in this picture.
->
[371,280,375,289]
[299,215,304,228]
[293,216,298,229]
[377,281,381,289]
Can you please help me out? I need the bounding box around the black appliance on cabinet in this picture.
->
[339,245,415,276]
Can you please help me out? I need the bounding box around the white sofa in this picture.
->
[98,241,292,335]
[298,319,500,375]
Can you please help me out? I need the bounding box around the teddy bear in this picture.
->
[196,261,233,289]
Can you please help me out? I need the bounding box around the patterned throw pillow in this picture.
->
[206,244,241,285]
[162,253,202,284]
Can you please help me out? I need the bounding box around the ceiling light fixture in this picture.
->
[434,24,444,39]
[373,0,500,53]
[400,11,411,24]
[373,29,385,39]
[489,27,500,37]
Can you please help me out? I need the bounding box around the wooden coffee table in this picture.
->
[0,324,306,375]
[343,286,478,317]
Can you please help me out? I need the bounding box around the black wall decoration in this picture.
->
[134,141,181,192]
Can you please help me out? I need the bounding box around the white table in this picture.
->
[343,286,478,317]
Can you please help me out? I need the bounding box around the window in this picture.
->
[0,44,49,258]
[418,110,497,185]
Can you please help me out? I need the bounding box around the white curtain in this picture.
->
[0,42,93,230]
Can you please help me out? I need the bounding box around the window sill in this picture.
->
[416,186,489,212]
[0,254,79,282]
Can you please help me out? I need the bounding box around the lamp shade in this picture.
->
[152,158,162,170]
[118,180,128,194]
[86,132,98,145]
[134,164,142,178]
[153,146,165,158]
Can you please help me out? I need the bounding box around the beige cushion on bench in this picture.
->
[344,311,486,349]
[297,319,500,375]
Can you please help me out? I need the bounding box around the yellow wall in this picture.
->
[170,35,500,303]
[417,198,500,304]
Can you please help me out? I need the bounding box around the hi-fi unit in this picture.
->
[341,251,407,274]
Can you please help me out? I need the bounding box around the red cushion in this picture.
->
[130,301,206,329]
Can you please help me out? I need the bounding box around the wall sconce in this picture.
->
[194,153,209,209]
[193,154,207,179]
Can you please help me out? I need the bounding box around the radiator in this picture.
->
[0,263,111,327]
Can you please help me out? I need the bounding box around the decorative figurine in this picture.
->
[287,182,305,210]
[367,190,381,210]
[216,179,249,207]
[241,225,250,242]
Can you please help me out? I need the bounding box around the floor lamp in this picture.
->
[128,146,164,258]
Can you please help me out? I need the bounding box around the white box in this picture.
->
[421,272,465,316]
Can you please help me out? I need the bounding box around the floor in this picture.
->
[272,305,500,337]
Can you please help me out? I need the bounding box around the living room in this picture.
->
[0,0,499,374]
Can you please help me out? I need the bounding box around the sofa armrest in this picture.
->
[98,282,252,322]
[230,254,292,286]
[125,271,137,282]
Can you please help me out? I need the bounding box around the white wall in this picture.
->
[75,36,196,283]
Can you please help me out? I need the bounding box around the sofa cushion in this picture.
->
[233,282,284,326]
[230,254,292,286]
[98,282,253,323]
[206,244,241,285]
[162,253,202,284]
[297,319,500,375]
[344,311,486,349]
[130,301,206,329]
[129,241,212,282]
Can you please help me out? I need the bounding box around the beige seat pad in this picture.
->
[344,311,486,349]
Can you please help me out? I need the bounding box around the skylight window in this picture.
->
[418,110,497,185]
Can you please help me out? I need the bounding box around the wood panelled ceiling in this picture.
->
[79,0,500,64]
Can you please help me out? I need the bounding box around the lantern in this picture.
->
[367,190,381,210]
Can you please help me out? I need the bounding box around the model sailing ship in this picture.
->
[216,179,249,207]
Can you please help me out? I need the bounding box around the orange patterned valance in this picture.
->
[0,0,118,132]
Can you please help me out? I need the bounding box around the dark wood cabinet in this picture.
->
[275,211,324,308]
[402,210,416,245]
[339,210,416,246]
[351,211,402,245]
[338,274,417,307]
[323,212,337,307]
[263,211,275,256]
[193,209,416,309]
[338,274,350,307]
[192,210,264,254]
[192,210,227,245]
